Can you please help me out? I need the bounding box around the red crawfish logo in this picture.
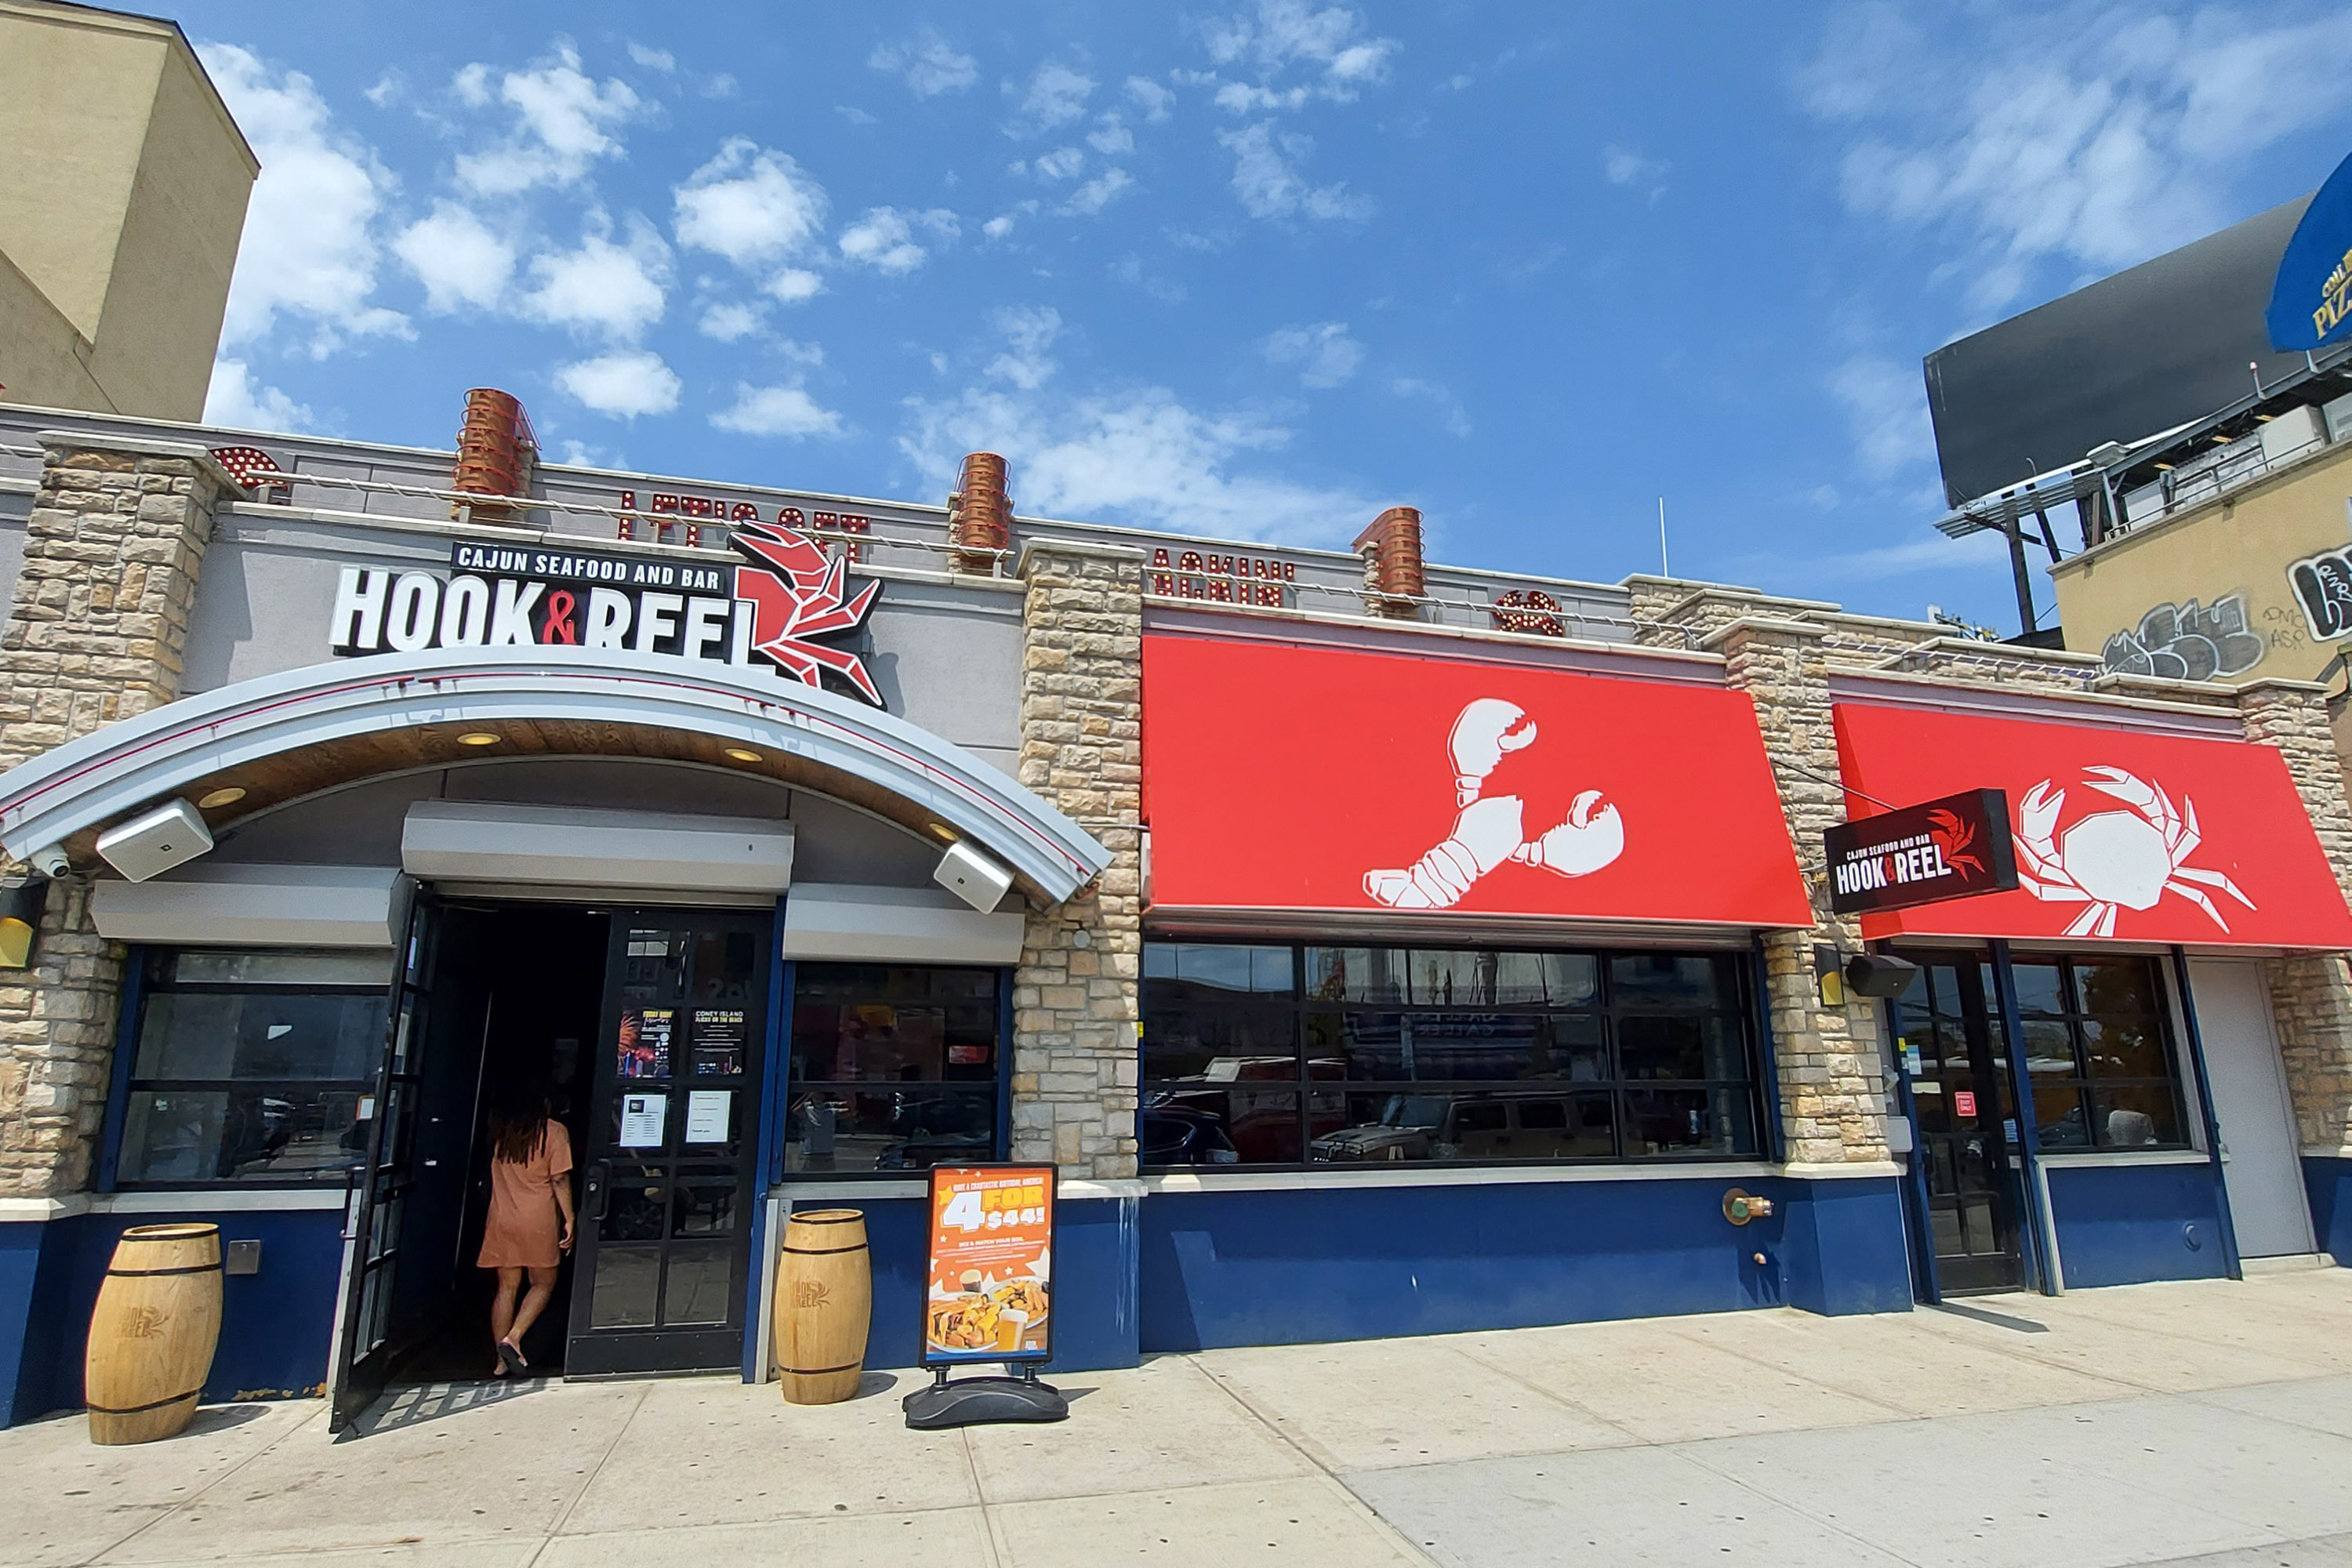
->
[729,517,884,706]
[1925,808,1984,877]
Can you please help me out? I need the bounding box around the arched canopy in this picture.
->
[0,647,1109,904]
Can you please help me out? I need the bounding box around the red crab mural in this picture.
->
[730,517,884,705]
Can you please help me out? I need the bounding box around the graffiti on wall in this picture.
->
[2289,544,2352,641]
[2099,595,2267,681]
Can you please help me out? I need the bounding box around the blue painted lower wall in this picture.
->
[2305,1156,2352,1266]
[0,1207,345,1426]
[1138,1174,1912,1355]
[2045,1162,2228,1288]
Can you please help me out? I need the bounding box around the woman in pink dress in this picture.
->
[477,1081,575,1376]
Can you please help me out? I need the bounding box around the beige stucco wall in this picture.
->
[0,1,256,420]
[2051,441,2352,691]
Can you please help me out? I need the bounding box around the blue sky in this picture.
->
[180,1,2352,629]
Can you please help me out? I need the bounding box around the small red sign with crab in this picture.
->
[1826,788,2020,916]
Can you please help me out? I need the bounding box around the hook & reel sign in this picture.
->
[324,528,887,704]
[1825,788,2019,915]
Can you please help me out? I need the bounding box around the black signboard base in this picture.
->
[902,1365,1069,1429]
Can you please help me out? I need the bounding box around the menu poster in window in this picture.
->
[618,1009,672,1078]
[691,1009,745,1075]
[619,1093,667,1148]
[923,1165,1054,1366]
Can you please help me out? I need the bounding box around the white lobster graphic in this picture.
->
[1364,697,1626,909]
[2014,765,2256,937]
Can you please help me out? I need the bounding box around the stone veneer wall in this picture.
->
[0,437,228,1196]
[1699,616,1894,1165]
[2238,681,2352,1155]
[1009,540,1144,1180]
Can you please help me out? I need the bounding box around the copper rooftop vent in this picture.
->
[452,388,537,524]
[1354,506,1425,619]
[948,452,1012,574]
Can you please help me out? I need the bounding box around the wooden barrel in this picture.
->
[774,1208,869,1405]
[86,1223,222,1445]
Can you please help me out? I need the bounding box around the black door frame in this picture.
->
[326,891,442,1432]
[566,908,772,1377]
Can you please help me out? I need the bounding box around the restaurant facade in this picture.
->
[1,397,2349,1428]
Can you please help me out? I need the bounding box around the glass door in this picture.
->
[566,913,769,1376]
[328,894,441,1432]
[1891,955,2026,1295]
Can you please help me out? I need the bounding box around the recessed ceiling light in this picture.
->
[2153,462,2175,472]
[456,731,501,747]
[927,822,959,843]
[195,786,246,809]
[724,747,763,764]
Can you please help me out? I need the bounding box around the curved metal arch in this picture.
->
[0,646,1109,903]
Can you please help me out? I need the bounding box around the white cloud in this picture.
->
[363,70,404,107]
[1830,354,1935,480]
[197,44,408,354]
[1126,76,1176,122]
[1064,168,1134,216]
[984,214,1018,240]
[1602,143,1669,198]
[901,384,1377,546]
[985,306,1063,389]
[1803,529,2011,585]
[699,300,764,341]
[521,219,670,339]
[838,207,958,274]
[1390,376,1472,437]
[1033,147,1085,180]
[626,42,675,72]
[766,267,825,303]
[392,202,514,313]
[1201,0,1398,107]
[712,383,844,437]
[775,338,826,367]
[1112,253,1187,304]
[554,350,681,418]
[1218,122,1370,220]
[836,104,879,126]
[1007,60,1095,133]
[1088,115,1135,154]
[202,359,315,431]
[673,139,829,271]
[452,42,644,197]
[1802,2,2352,310]
[870,29,978,97]
[1264,321,1362,387]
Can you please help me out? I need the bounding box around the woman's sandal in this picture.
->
[496,1338,528,1377]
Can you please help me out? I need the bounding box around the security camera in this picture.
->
[27,845,68,879]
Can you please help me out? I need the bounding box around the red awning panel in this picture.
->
[1834,702,2352,949]
[1142,633,1813,928]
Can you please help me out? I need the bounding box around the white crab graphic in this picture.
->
[1364,698,1625,909]
[2014,766,2255,937]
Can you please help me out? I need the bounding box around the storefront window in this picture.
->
[2011,956,2187,1149]
[784,964,1003,1174]
[115,949,392,1185]
[1142,943,1764,1168]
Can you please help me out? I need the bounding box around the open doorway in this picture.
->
[379,904,610,1387]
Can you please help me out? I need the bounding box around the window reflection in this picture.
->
[1145,942,1761,1169]
[787,961,1003,1175]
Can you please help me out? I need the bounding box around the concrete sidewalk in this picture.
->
[10,1267,2352,1567]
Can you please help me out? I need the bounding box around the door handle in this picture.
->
[583,1161,611,1222]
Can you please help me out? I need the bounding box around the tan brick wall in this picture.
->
[1701,617,1894,1165]
[1010,539,1143,1180]
[0,436,223,1195]
[0,437,225,768]
[2238,680,2352,1152]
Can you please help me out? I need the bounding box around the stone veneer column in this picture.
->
[0,435,230,1197]
[1010,539,1144,1180]
[1699,617,1895,1167]
[2238,680,2352,1156]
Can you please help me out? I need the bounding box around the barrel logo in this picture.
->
[120,1307,171,1339]
[794,1281,831,1309]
